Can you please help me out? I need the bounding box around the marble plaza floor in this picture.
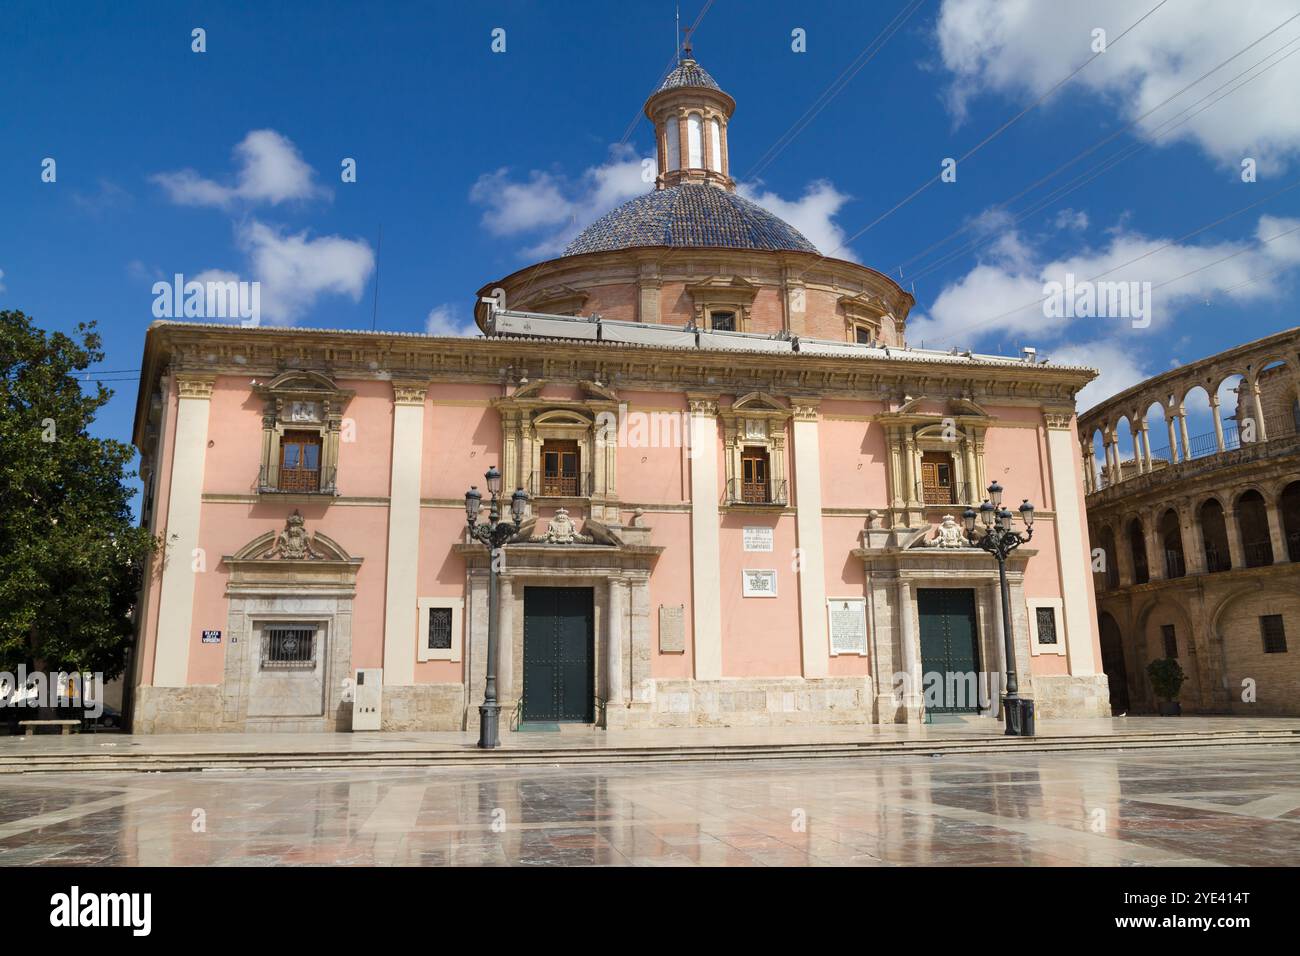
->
[1,744,1298,865]
[5,714,1300,760]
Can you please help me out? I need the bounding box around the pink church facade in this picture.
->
[127,52,1108,734]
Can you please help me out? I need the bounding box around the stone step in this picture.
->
[5,729,1298,774]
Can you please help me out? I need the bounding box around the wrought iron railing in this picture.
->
[1204,545,1231,573]
[1244,540,1274,568]
[527,470,592,498]
[725,477,788,506]
[1164,549,1186,579]
[260,625,316,670]
[257,465,338,495]
[914,480,973,506]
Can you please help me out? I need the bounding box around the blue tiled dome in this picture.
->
[657,57,721,93]
[564,184,820,257]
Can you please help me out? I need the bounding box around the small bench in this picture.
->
[18,720,81,736]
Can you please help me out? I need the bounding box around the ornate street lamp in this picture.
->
[464,466,528,748]
[962,480,1036,736]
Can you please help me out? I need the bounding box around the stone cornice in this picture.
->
[134,321,1094,447]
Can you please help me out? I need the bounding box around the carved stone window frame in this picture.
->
[839,292,891,345]
[417,596,464,663]
[720,392,792,506]
[494,380,621,522]
[881,400,989,526]
[686,275,758,333]
[1027,597,1067,657]
[254,370,353,496]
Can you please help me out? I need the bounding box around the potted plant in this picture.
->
[1147,658,1187,716]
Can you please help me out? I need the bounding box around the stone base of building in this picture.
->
[381,684,466,731]
[133,684,355,733]
[1030,673,1112,719]
[606,676,875,729]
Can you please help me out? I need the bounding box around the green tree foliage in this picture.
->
[0,310,155,678]
[1146,657,1188,703]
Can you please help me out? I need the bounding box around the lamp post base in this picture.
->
[478,703,501,749]
[1002,696,1036,737]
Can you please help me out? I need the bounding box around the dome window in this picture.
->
[687,113,703,168]
[709,118,723,173]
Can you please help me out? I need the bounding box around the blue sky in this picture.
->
[3,0,1300,480]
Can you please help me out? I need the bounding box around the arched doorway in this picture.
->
[1280,481,1300,562]
[1159,509,1185,578]
[1237,489,1273,567]
[1199,498,1231,571]
[1128,518,1149,584]
[1098,612,1129,714]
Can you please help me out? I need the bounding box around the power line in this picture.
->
[743,0,927,182]
[904,31,1300,286]
[935,184,1300,345]
[895,16,1300,284]
[798,0,1174,275]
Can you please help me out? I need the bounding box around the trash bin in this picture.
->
[1004,697,1035,736]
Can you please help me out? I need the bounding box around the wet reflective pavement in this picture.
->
[2,745,1298,866]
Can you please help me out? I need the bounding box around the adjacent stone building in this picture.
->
[1080,327,1300,715]
[129,51,1108,734]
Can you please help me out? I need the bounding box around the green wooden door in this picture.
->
[523,587,595,722]
[916,588,981,713]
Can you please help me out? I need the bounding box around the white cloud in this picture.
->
[907,214,1300,348]
[1050,339,1152,413]
[197,221,373,325]
[152,130,326,208]
[1054,208,1089,231]
[935,0,1300,171]
[425,303,478,337]
[470,145,651,257]
[737,179,855,260]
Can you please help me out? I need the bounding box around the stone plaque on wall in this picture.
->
[743,526,773,552]
[827,598,867,656]
[659,604,685,653]
[742,569,778,597]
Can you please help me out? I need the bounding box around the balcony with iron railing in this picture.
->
[1243,539,1274,568]
[914,481,975,507]
[257,465,338,496]
[1164,549,1186,579]
[725,477,788,507]
[1091,412,1300,500]
[527,470,593,499]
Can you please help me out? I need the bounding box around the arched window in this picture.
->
[709,117,722,172]
[687,113,703,168]
[665,116,680,171]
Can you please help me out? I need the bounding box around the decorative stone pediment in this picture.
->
[686,275,759,330]
[535,508,588,544]
[252,370,353,495]
[223,512,362,592]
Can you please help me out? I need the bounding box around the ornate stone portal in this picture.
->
[455,514,662,733]
[218,516,362,732]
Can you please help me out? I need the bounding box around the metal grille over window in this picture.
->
[1035,607,1058,645]
[428,607,453,651]
[262,625,316,669]
[1261,615,1288,654]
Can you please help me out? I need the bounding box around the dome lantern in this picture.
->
[644,44,736,192]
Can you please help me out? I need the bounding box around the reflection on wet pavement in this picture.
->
[2,745,1298,866]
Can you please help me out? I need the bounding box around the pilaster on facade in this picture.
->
[153,371,216,687]
[790,397,828,677]
[686,392,723,681]
[382,377,429,687]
